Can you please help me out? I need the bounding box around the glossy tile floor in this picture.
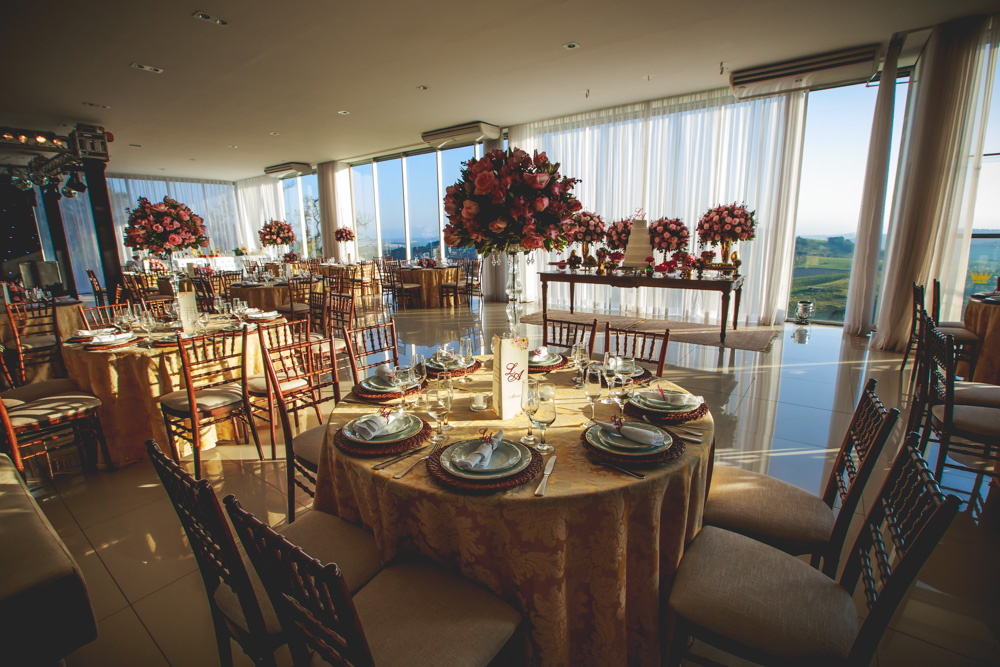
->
[28,301,999,666]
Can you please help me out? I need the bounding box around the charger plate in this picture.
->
[426,445,543,493]
[353,379,428,403]
[334,418,432,456]
[439,440,529,480]
[84,336,137,351]
[527,355,568,374]
[342,413,423,444]
[624,399,709,424]
[581,429,687,466]
[426,359,481,379]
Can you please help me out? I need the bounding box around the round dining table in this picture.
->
[228,282,290,311]
[398,266,460,308]
[62,320,265,467]
[1,298,84,383]
[313,357,714,666]
[963,296,1000,384]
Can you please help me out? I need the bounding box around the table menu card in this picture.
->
[492,335,529,420]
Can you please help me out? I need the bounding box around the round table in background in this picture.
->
[398,267,460,308]
[1,299,84,384]
[229,283,289,311]
[313,359,713,666]
[963,297,1000,384]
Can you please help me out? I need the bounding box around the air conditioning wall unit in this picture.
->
[730,45,880,99]
[421,121,501,148]
[264,161,312,178]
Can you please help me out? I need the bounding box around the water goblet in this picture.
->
[412,354,427,407]
[530,395,557,454]
[393,365,414,410]
[521,378,539,446]
[457,336,474,384]
[197,311,211,334]
[601,353,618,404]
[425,389,451,444]
[437,372,454,431]
[611,377,635,418]
[584,365,603,425]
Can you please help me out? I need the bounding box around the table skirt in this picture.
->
[963,298,1000,384]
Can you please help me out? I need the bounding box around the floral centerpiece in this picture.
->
[147,258,166,272]
[648,217,689,258]
[259,219,295,247]
[334,226,356,242]
[442,148,583,256]
[283,250,299,263]
[123,196,209,257]
[696,202,756,263]
[418,257,437,268]
[569,211,606,258]
[194,265,215,277]
[605,250,625,269]
[605,217,634,251]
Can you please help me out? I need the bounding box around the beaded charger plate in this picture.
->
[426,359,481,379]
[334,418,433,456]
[527,355,569,374]
[426,445,543,493]
[84,336,138,351]
[352,379,428,403]
[624,399,709,424]
[580,429,687,466]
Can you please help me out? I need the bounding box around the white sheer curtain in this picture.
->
[317,161,354,261]
[508,88,806,325]
[844,38,903,336]
[874,15,999,350]
[235,175,286,255]
[106,174,244,262]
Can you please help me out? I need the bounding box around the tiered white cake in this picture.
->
[622,219,652,267]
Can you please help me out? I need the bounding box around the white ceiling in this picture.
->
[1,0,994,181]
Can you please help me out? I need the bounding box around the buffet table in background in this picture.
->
[313,358,714,666]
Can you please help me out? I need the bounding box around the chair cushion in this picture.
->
[936,326,980,343]
[212,557,282,637]
[276,303,310,314]
[278,510,380,594]
[669,527,858,662]
[246,374,310,396]
[702,465,834,555]
[7,394,102,428]
[308,332,347,353]
[954,382,1000,408]
[292,425,326,471]
[18,335,57,350]
[401,283,421,289]
[937,320,967,328]
[350,560,521,667]
[441,282,459,288]
[932,404,1000,438]
[160,383,244,413]
[1,379,80,405]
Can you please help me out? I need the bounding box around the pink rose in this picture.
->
[153,224,164,233]
[152,203,168,212]
[474,171,499,195]
[489,218,507,233]
[461,200,480,219]
[201,239,210,247]
[168,234,182,245]
[526,173,550,190]
[534,197,549,211]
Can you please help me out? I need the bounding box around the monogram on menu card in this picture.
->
[504,363,524,383]
[493,335,529,420]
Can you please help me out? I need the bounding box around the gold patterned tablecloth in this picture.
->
[229,284,288,312]
[313,359,713,666]
[1,300,84,384]
[399,267,460,308]
[963,298,1000,384]
[62,324,263,467]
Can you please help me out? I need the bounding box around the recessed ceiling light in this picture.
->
[563,42,580,50]
[227,145,238,148]
[269,131,280,136]
[189,158,196,161]
[131,62,164,74]
[129,143,142,148]
[82,102,111,109]
[338,110,350,115]
[193,10,229,26]
[416,85,428,91]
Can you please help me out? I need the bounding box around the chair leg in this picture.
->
[900,336,914,373]
[207,605,235,667]
[90,412,114,471]
[934,432,952,480]
[666,616,691,667]
[244,408,265,465]
[162,411,181,462]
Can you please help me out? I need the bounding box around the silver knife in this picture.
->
[672,426,705,437]
[372,446,428,470]
[393,444,441,479]
[534,456,557,497]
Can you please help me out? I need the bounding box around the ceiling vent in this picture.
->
[729,45,879,99]
[421,121,501,148]
[264,161,312,178]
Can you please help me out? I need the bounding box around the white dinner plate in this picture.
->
[440,440,532,480]
[342,413,422,444]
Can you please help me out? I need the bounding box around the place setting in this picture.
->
[580,415,686,467]
[526,345,568,373]
[333,405,433,457]
[624,384,708,424]
[424,340,481,378]
[423,427,544,494]
[352,362,428,403]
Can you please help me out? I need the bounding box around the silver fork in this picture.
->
[393,443,442,479]
[642,414,701,442]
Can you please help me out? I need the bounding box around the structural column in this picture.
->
[82,159,123,297]
[39,185,78,297]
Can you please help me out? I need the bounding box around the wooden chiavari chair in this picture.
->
[541,316,597,356]
[343,320,399,385]
[930,278,980,379]
[276,276,312,321]
[85,269,107,306]
[78,303,129,329]
[603,324,670,376]
[4,301,61,386]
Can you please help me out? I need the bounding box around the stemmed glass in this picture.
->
[437,373,454,431]
[197,311,211,334]
[531,394,557,454]
[584,366,603,425]
[393,365,414,411]
[412,354,427,407]
[615,356,635,389]
[611,377,635,418]
[425,388,451,444]
[114,306,132,334]
[457,336,474,384]
[521,378,539,446]
[601,353,618,404]
[572,342,589,388]
[232,299,247,326]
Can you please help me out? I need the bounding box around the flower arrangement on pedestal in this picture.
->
[648,217,689,258]
[696,203,756,264]
[569,212,606,255]
[147,258,166,272]
[259,219,295,247]
[283,250,299,263]
[442,148,583,255]
[123,196,209,255]
[605,250,625,269]
[334,227,356,242]
[604,217,634,251]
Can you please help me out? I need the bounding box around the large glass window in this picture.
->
[350,163,378,260]
[439,145,477,260]
[376,158,405,260]
[965,62,1000,298]
[280,173,321,257]
[788,80,908,323]
[404,152,441,259]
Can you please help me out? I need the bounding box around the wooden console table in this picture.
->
[540,272,744,344]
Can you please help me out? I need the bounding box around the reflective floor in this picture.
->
[30,301,998,666]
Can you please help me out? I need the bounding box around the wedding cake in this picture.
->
[621,219,652,267]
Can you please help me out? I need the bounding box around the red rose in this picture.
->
[474,171,499,195]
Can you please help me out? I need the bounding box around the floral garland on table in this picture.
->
[259,219,295,247]
[442,148,583,255]
[123,196,209,254]
[696,203,756,247]
[648,217,689,255]
[334,226,356,242]
[569,211,606,245]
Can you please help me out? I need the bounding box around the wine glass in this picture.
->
[521,378,539,446]
[437,373,454,431]
[197,311,211,334]
[393,365,414,411]
[611,377,635,418]
[425,388,451,444]
[232,298,247,325]
[571,342,587,387]
[615,356,635,389]
[412,354,427,407]
[584,365,603,425]
[601,353,618,404]
[531,395,557,454]
[457,336,474,384]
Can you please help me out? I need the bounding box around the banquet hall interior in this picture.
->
[1,1,999,666]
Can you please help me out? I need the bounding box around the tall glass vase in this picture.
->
[505,250,523,335]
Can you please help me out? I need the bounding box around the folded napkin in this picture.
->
[596,421,664,446]
[374,363,393,380]
[72,327,116,338]
[245,309,279,319]
[530,346,549,362]
[640,390,701,408]
[453,430,504,471]
[89,332,134,345]
[352,409,405,440]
